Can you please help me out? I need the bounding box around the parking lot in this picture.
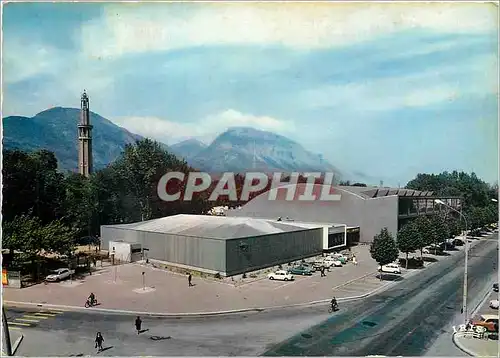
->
[4,235,486,315]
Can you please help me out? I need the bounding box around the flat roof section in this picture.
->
[102,214,326,240]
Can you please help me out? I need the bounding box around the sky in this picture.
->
[2,2,499,185]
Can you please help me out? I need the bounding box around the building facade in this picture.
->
[226,184,462,243]
[100,214,325,276]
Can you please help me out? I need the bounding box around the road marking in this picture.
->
[8,322,30,326]
[273,281,296,290]
[15,318,39,323]
[7,326,21,330]
[34,313,57,317]
[24,315,48,319]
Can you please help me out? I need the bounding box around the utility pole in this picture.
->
[2,306,12,356]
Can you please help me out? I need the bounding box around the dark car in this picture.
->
[452,239,465,246]
[494,283,498,292]
[289,266,313,276]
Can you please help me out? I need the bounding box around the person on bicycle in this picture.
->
[331,297,338,311]
[88,292,96,305]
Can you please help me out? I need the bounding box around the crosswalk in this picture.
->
[7,308,66,330]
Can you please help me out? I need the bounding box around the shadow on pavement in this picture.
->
[376,274,404,282]
[138,329,149,334]
[99,346,113,353]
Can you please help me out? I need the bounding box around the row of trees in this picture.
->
[371,207,497,272]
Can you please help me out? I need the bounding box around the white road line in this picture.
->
[273,281,296,290]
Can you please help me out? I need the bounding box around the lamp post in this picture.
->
[142,271,145,290]
[2,306,12,356]
[435,199,469,323]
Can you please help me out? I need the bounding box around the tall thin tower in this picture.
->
[78,90,93,177]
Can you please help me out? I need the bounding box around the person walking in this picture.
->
[320,267,326,277]
[188,273,193,287]
[135,316,142,334]
[95,332,104,352]
[352,254,358,265]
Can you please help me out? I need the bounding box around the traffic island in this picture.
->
[453,332,498,356]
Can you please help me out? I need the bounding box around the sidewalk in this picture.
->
[453,333,498,357]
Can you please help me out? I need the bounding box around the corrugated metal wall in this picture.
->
[100,226,226,272]
[225,228,323,276]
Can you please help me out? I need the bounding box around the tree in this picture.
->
[430,214,450,245]
[406,171,491,209]
[414,216,434,256]
[112,138,191,222]
[2,149,65,224]
[397,222,421,268]
[370,228,399,280]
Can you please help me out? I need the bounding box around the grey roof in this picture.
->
[338,186,435,198]
[103,214,323,240]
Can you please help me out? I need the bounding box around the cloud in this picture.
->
[111,109,293,144]
[300,54,498,112]
[78,3,498,59]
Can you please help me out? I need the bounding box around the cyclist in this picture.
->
[331,297,338,311]
[88,292,96,306]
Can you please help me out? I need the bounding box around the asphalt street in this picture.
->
[264,235,498,356]
[5,234,498,357]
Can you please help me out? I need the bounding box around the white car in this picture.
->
[323,258,342,267]
[490,300,499,309]
[268,270,294,281]
[379,263,401,274]
[45,268,74,282]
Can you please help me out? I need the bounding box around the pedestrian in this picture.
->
[320,267,326,277]
[352,255,358,265]
[135,316,142,334]
[95,332,104,352]
[188,273,193,287]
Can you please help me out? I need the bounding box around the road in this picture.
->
[265,235,498,356]
[5,235,497,356]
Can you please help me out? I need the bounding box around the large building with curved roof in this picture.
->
[226,183,462,244]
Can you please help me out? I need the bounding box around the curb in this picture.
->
[452,332,475,356]
[4,277,395,318]
[12,334,24,356]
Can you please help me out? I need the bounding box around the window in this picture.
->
[131,248,142,253]
[328,233,344,248]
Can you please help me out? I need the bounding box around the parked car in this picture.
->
[379,263,401,274]
[45,268,74,282]
[324,257,343,267]
[268,270,294,281]
[471,314,499,332]
[490,300,499,309]
[452,238,464,246]
[494,283,499,292]
[329,253,347,264]
[288,266,313,276]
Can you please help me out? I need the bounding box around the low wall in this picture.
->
[2,270,22,289]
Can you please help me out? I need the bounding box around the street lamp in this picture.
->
[434,199,469,323]
[2,306,12,356]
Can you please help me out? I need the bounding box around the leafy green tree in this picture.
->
[447,217,461,237]
[112,139,190,222]
[406,171,491,209]
[370,228,399,280]
[414,216,434,255]
[397,222,421,268]
[2,149,65,224]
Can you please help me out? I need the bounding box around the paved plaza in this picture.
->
[4,239,477,314]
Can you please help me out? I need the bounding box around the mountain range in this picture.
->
[3,107,341,177]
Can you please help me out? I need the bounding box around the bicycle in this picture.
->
[328,305,339,313]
